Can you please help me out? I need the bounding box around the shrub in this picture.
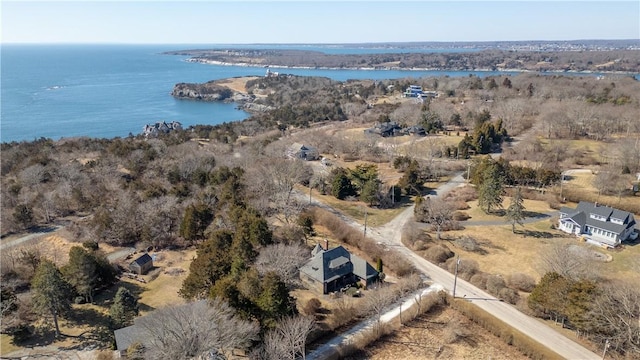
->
[447,258,479,280]
[303,298,322,316]
[452,211,471,221]
[470,273,488,289]
[455,236,481,252]
[498,287,520,305]
[451,299,564,360]
[82,240,99,251]
[486,275,507,295]
[507,273,536,293]
[425,245,454,264]
[413,240,427,251]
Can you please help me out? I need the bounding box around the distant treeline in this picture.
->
[167,48,640,73]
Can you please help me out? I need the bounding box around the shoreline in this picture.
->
[185,58,640,76]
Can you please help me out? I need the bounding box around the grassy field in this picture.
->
[562,171,640,214]
[462,197,555,222]
[444,222,573,281]
[305,186,410,227]
[434,198,640,285]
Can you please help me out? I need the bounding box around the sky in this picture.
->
[2,1,639,44]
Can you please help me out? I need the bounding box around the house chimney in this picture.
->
[325,238,329,251]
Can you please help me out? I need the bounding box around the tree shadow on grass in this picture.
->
[10,326,57,348]
[518,229,565,239]
[94,280,153,312]
[523,210,551,219]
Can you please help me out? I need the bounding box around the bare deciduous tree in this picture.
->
[539,244,598,281]
[136,298,258,360]
[415,197,456,240]
[263,315,316,360]
[363,286,396,333]
[588,281,640,356]
[255,243,309,288]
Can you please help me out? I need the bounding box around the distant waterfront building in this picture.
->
[404,85,423,97]
[142,121,182,137]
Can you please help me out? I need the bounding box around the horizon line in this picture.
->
[2,39,638,46]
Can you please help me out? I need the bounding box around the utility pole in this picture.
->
[363,206,368,239]
[560,170,566,201]
[453,255,460,298]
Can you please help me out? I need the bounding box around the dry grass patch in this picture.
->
[216,76,258,94]
[464,197,555,222]
[445,223,575,281]
[132,249,195,312]
[354,306,529,360]
[302,184,408,228]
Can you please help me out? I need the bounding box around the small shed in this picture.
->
[129,253,153,275]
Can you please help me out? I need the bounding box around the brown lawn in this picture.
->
[349,306,528,360]
[216,76,258,94]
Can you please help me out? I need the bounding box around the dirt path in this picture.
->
[0,225,63,251]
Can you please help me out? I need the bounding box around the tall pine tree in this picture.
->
[32,260,72,336]
[478,163,504,214]
[109,287,139,329]
[505,187,526,233]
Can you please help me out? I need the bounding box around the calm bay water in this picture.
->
[0,44,620,143]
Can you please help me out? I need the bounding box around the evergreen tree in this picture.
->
[13,204,34,229]
[62,246,97,303]
[179,203,213,243]
[398,160,423,195]
[505,187,526,233]
[296,213,315,240]
[257,272,297,328]
[329,168,356,200]
[109,287,139,329]
[565,280,598,333]
[478,163,504,214]
[32,260,72,336]
[360,179,380,206]
[528,272,570,324]
[179,230,234,300]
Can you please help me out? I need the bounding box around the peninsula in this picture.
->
[164,40,640,73]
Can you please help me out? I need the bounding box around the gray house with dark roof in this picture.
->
[559,201,637,247]
[300,245,379,294]
[287,143,319,161]
[129,253,153,275]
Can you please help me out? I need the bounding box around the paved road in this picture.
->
[305,172,600,360]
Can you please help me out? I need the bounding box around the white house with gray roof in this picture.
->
[558,201,637,248]
[300,245,379,294]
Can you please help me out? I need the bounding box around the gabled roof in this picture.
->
[131,253,152,267]
[311,243,324,257]
[300,245,378,284]
[351,255,379,281]
[114,325,138,351]
[300,246,352,284]
[563,201,636,235]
